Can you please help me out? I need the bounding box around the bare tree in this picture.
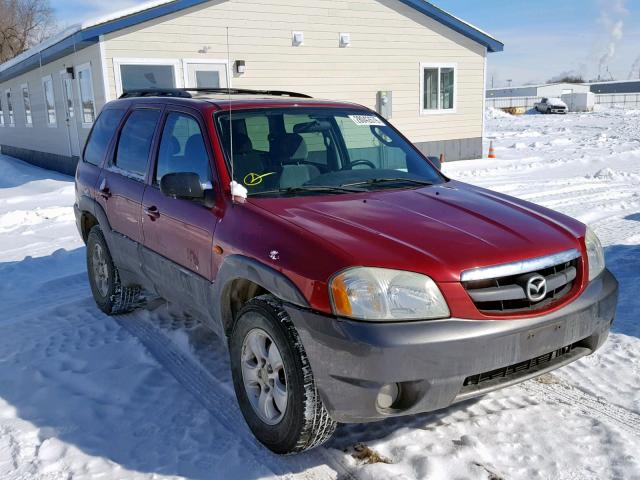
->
[0,0,55,63]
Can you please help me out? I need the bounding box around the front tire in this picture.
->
[86,226,140,315]
[229,295,337,454]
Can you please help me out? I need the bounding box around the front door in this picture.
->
[60,71,80,157]
[141,109,217,311]
[185,62,228,89]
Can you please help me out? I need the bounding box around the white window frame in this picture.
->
[76,62,96,128]
[113,58,182,97]
[21,83,33,127]
[42,74,57,127]
[181,58,230,89]
[5,89,14,127]
[419,62,458,115]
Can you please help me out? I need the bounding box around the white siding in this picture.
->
[0,44,105,157]
[103,0,486,143]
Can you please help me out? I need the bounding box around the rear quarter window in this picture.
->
[83,109,125,166]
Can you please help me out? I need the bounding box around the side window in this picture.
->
[83,109,126,166]
[156,112,211,184]
[113,109,160,178]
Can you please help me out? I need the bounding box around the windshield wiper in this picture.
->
[341,177,434,188]
[250,185,365,197]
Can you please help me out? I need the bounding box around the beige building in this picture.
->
[0,0,502,175]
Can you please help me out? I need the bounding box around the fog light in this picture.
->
[377,383,399,409]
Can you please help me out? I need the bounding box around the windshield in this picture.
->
[215,108,444,197]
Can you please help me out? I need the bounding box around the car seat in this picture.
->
[276,133,320,188]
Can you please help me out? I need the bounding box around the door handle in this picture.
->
[144,205,160,220]
[98,179,111,199]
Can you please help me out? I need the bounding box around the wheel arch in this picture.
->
[212,255,310,336]
[77,194,113,241]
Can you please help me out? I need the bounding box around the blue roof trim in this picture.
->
[0,0,211,83]
[397,0,503,53]
[0,0,502,83]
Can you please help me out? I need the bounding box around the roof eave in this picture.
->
[398,0,503,52]
[0,0,503,84]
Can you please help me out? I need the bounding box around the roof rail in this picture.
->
[184,88,312,98]
[119,88,192,99]
[119,87,313,99]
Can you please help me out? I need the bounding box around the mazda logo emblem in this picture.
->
[526,274,547,302]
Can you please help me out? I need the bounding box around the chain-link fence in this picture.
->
[486,96,539,110]
[594,93,640,109]
[487,93,640,111]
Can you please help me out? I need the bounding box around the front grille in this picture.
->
[463,257,580,314]
[462,341,581,388]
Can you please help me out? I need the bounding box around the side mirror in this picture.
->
[160,171,213,202]
[427,155,442,170]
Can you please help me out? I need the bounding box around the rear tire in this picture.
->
[229,295,337,454]
[86,226,140,315]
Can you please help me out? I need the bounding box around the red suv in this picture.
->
[74,88,618,454]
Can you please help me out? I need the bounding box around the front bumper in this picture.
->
[287,269,618,423]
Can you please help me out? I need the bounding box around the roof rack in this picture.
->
[119,88,192,99]
[119,87,312,99]
[185,88,312,98]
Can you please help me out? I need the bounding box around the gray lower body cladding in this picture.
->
[287,269,618,423]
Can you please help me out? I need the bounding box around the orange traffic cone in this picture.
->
[488,141,496,159]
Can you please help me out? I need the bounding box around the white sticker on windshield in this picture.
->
[348,114,386,126]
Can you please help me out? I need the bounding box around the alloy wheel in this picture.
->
[241,328,288,425]
[92,243,110,297]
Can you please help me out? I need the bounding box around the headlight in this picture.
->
[585,227,605,281]
[329,267,450,321]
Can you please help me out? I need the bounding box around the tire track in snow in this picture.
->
[116,313,356,480]
[520,379,640,438]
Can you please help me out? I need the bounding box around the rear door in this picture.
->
[141,108,217,310]
[97,107,162,273]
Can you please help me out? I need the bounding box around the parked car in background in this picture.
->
[535,97,568,114]
[74,88,617,454]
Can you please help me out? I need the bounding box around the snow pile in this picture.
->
[0,107,640,479]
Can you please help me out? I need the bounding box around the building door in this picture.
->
[184,61,228,89]
[60,71,80,157]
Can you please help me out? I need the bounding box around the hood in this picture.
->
[249,181,584,282]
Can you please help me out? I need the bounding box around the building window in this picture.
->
[182,60,228,89]
[420,63,457,114]
[77,63,96,126]
[113,59,180,96]
[0,96,4,126]
[60,72,75,119]
[42,75,57,126]
[21,83,32,126]
[5,90,14,126]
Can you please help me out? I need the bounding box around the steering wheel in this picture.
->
[350,159,376,169]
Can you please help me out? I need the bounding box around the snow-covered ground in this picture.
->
[0,108,639,480]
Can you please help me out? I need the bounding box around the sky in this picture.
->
[51,0,640,87]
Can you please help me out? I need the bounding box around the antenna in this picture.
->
[226,26,235,200]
